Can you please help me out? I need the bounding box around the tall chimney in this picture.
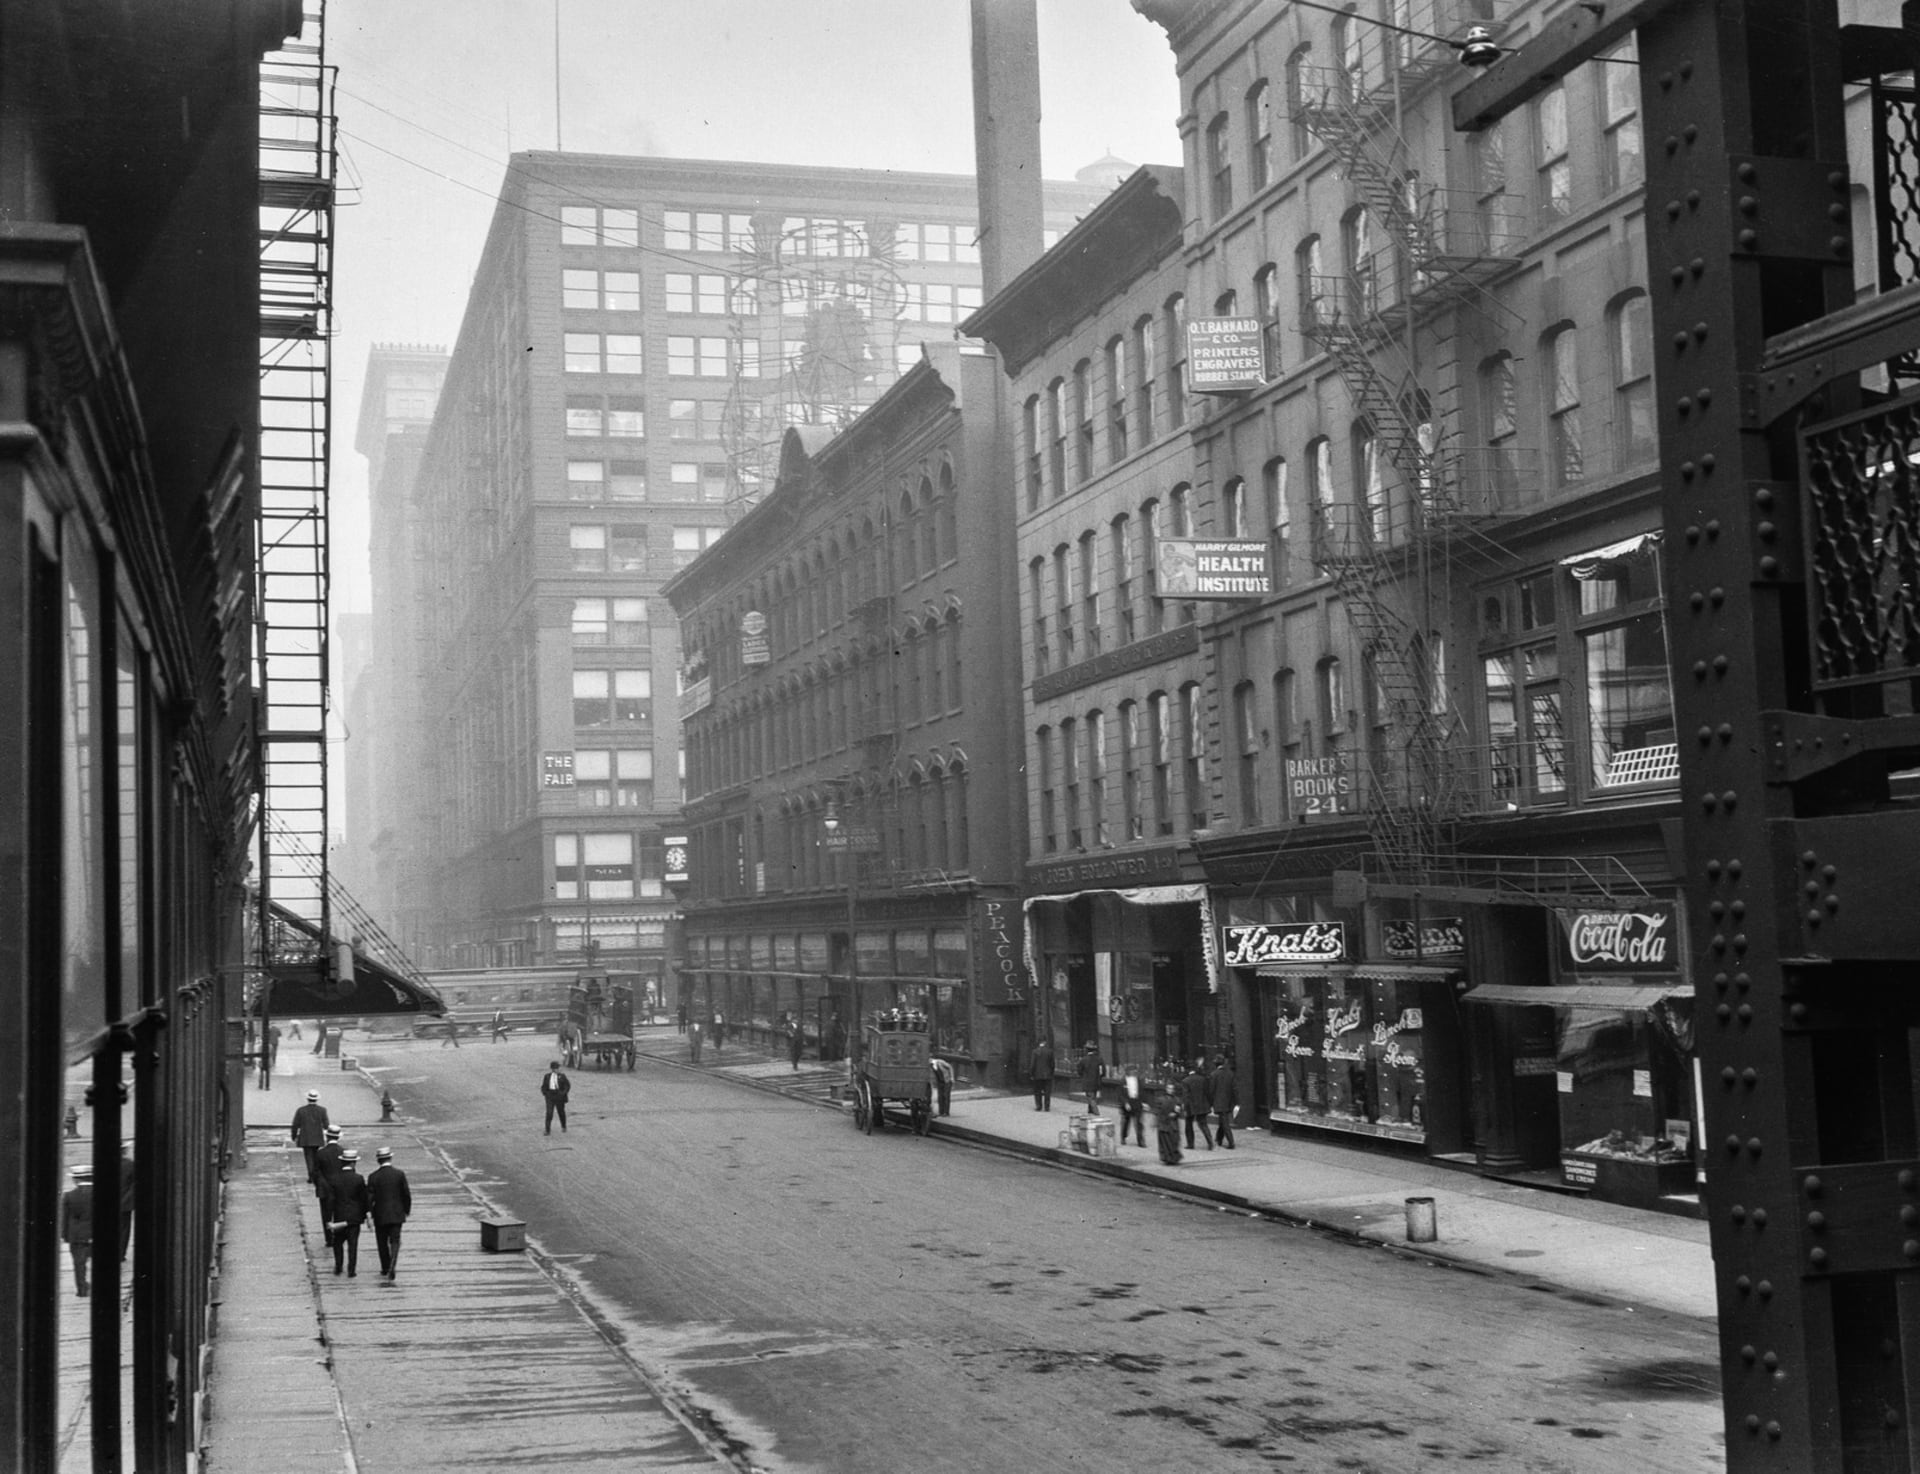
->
[970,0,1046,299]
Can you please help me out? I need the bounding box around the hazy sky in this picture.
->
[326,0,1184,612]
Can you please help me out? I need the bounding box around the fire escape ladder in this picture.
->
[256,0,337,974]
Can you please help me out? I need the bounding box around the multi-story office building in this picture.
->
[666,343,1034,1083]
[366,154,1101,990]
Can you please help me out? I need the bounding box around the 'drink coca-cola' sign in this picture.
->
[1554,904,1679,974]
[1222,921,1348,967]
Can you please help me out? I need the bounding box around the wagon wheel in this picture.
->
[626,1044,636,1071]
[911,1098,931,1137]
[861,1078,877,1135]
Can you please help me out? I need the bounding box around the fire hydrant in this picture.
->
[380,1090,397,1122]
[63,1105,79,1138]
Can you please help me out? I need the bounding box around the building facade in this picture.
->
[362,155,1101,991]
[666,345,1034,1083]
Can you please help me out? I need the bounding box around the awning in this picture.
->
[1462,982,1689,1011]
[1352,965,1464,981]
[259,900,447,1018]
[1560,531,1661,579]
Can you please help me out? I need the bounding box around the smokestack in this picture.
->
[970,0,1046,299]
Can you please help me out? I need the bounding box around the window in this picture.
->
[673,525,722,567]
[669,398,724,441]
[1308,437,1335,556]
[1354,425,1389,542]
[1106,336,1129,460]
[1073,360,1094,482]
[1223,476,1248,538]
[1119,700,1144,839]
[1334,7,1365,98]
[1297,236,1326,342]
[560,207,596,247]
[1054,543,1074,664]
[1285,45,1313,162]
[1274,667,1300,816]
[574,749,654,809]
[1601,37,1643,191]
[1030,557,1049,676]
[573,598,610,645]
[563,269,599,309]
[1483,351,1521,496]
[567,460,606,500]
[603,272,640,311]
[1318,656,1348,749]
[1248,79,1274,193]
[667,336,732,377]
[601,209,638,248]
[668,462,700,501]
[1181,682,1207,832]
[1534,84,1572,224]
[1255,264,1282,378]
[1142,497,1163,635]
[1023,395,1043,511]
[605,335,643,374]
[1061,715,1081,849]
[664,210,752,252]
[610,524,647,571]
[1207,112,1233,217]
[1164,295,1188,429]
[1235,681,1262,825]
[564,333,600,373]
[566,396,604,436]
[1265,457,1291,588]
[1482,571,1567,807]
[554,832,635,901]
[1148,691,1173,835]
[1472,122,1511,253]
[1342,208,1378,318]
[1088,710,1110,846]
[1133,316,1157,443]
[665,273,730,314]
[1047,378,1068,496]
[1112,515,1136,645]
[570,524,607,571]
[1037,725,1057,852]
[1547,326,1584,487]
[1079,530,1101,655]
[605,396,643,438]
[1612,294,1655,469]
[1575,542,1675,790]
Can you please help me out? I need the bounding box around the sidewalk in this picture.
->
[639,1028,1717,1323]
[199,1037,723,1472]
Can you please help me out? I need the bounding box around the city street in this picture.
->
[366,1035,1726,1473]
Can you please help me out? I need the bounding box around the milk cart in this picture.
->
[850,1011,932,1136]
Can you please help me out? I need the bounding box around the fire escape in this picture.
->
[256,0,337,986]
[1291,6,1534,887]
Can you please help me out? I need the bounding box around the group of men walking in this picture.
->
[1026,1039,1241,1157]
[290,1089,412,1281]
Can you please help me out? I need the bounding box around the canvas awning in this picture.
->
[1461,982,1689,1011]
[258,900,446,1017]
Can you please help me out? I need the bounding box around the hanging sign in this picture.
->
[1156,538,1273,598]
[1186,317,1266,393]
[1554,903,1679,974]
[740,610,770,666]
[1222,921,1348,967]
[1382,916,1466,959]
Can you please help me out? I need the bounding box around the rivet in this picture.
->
[1731,1204,1747,1223]
[1825,895,1840,913]
[1678,395,1694,414]
[1717,1003,1733,1020]
[1735,1273,1752,1291]
[1889,1411,1904,1429]
[1725,793,1739,812]
[1690,591,1705,609]
[1710,586,1726,605]
[1738,161,1757,183]
[1670,266,1687,286]
[1667,200,1682,220]
[1760,555,1780,576]
[1709,901,1726,919]
[1828,169,1846,188]
[1693,660,1709,679]
[1729,860,1742,878]
[1702,454,1716,472]
[1684,123,1699,142]
[1767,1421,1782,1440]
[1699,386,1713,406]
[1740,1344,1757,1363]
[1745,1415,1761,1433]
[1807,1212,1825,1230]
[1804,1175,1822,1196]
[1832,236,1850,255]
[1753,1207,1768,1226]
[1742,1067,1758,1086]
[1735,972,1751,990]
[1727,1136,1744,1154]
[1907,1240,1920,1260]
[1758,1279,1773,1297]
[1808,908,1824,925]
[1706,860,1722,878]
[1752,484,1769,505]
[1704,795,1721,814]
[1749,1138,1764,1156]
[1674,331,1690,351]
[1901,1168,1916,1190]
[1902,1205,1918,1226]
[1811,1247,1829,1267]
[1714,655,1730,673]
[1802,851,1819,867]
[1680,60,1693,79]
[1686,524,1702,543]
[1762,1350,1778,1370]
[1823,864,1837,880]
[1806,880,1821,897]
[1790,1002,1809,1022]
[1721,1065,1737,1084]
[1739,228,1759,248]
[1719,724,1735,741]
[1738,195,1758,215]
[1710,931,1727,950]
[1829,203,1847,222]
[1665,135,1680,155]
[1738,1003,1754,1022]
[1691,257,1706,276]
[1707,518,1722,536]
[1758,521,1776,540]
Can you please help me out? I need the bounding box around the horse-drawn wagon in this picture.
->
[560,973,636,1070]
[849,1010,932,1136]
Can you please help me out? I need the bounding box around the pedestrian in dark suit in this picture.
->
[786,1015,804,1070]
[541,1060,572,1134]
[490,1009,508,1042]
[1151,1078,1184,1165]
[1210,1055,1240,1149]
[366,1147,412,1281]
[328,1151,370,1277]
[61,1165,94,1297]
[290,1090,331,1182]
[1116,1063,1148,1146]
[1030,1038,1055,1111]
[929,1056,955,1117]
[1075,1041,1103,1115]
[1182,1062,1215,1150]
[116,1141,136,1261]
[313,1126,344,1246]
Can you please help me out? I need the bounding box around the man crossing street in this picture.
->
[540,1059,572,1134]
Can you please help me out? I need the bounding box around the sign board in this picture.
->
[1156,538,1273,599]
[663,835,689,886]
[1221,921,1349,967]
[975,896,1029,1005]
[1286,750,1359,816]
[1382,916,1466,960]
[823,827,882,853]
[740,609,769,667]
[1186,316,1266,393]
[1554,903,1678,974]
[541,752,575,788]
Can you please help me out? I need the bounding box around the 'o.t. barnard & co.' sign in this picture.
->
[1222,921,1348,967]
[1554,904,1678,973]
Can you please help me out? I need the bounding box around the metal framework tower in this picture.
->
[256,0,337,980]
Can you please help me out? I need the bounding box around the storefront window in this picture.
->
[931,983,969,1055]
[1366,977,1424,1129]
[1557,996,1695,1186]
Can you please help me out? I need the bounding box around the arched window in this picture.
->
[1255,263,1282,378]
[1106,335,1130,459]
[1119,699,1144,840]
[1352,422,1388,543]
[1273,667,1299,815]
[1601,35,1643,191]
[1061,714,1081,848]
[1341,206,1378,317]
[1247,79,1274,192]
[1265,456,1291,588]
[1036,724,1057,852]
[918,475,939,570]
[1141,496,1162,635]
[1022,394,1042,510]
[1534,83,1572,224]
[1222,476,1248,537]
[1112,513,1136,645]
[1147,691,1174,836]
[1088,709,1110,846]
[1079,529,1102,655]
[1206,111,1233,217]
[1072,359,1094,482]
[1163,294,1188,429]
[1133,315,1157,442]
[1179,681,1208,833]
[1234,680,1263,826]
[1481,352,1519,498]
[1610,294,1654,469]
[937,462,958,563]
[1317,656,1347,750]
[1546,325,1583,487]
[896,487,918,581]
[1029,556,1049,676]
[1284,44,1313,162]
[1047,377,1068,496]
[1053,542,1075,664]
[1296,235,1326,341]
[1334,6,1365,99]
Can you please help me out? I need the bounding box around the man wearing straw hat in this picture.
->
[290,1089,330,1184]
[61,1164,95,1298]
[366,1147,412,1282]
[327,1149,371,1278]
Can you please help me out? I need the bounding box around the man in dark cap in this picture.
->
[1075,1040,1103,1115]
[61,1164,95,1297]
[290,1089,330,1184]
[1029,1036,1055,1111]
[327,1150,371,1277]
[540,1059,572,1134]
[366,1146,412,1282]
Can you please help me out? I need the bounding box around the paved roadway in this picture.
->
[374,1035,1726,1474]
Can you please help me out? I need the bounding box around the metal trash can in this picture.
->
[1405,1196,1438,1242]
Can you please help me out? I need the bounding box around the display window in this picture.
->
[1266,971,1433,1142]
[1366,976,1425,1130]
[1556,994,1695,1187]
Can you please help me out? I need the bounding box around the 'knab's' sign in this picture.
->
[1221,921,1348,967]
[1186,317,1266,393]
[1157,538,1273,599]
[1554,903,1678,973]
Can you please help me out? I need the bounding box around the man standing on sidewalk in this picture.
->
[1075,1041,1103,1115]
[328,1150,371,1277]
[290,1089,330,1183]
[61,1164,94,1298]
[1117,1062,1147,1146]
[541,1059,572,1134]
[1210,1055,1240,1149]
[1029,1036,1055,1111]
[1182,1061,1215,1150]
[366,1146,412,1282]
